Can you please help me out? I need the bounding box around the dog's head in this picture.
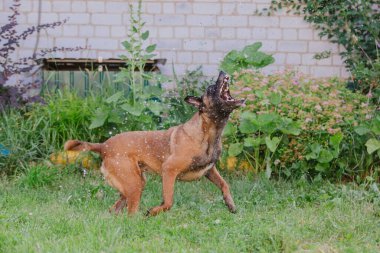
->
[185,71,245,119]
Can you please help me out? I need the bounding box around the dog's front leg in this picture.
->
[109,194,127,214]
[206,166,236,213]
[147,163,180,216]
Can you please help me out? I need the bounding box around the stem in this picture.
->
[243,150,256,172]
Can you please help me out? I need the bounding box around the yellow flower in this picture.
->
[50,151,99,169]
[238,160,253,171]
[226,156,238,170]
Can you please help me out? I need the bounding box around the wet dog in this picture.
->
[64,71,245,216]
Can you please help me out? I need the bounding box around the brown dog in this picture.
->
[64,71,245,216]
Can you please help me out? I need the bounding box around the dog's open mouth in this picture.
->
[219,75,235,102]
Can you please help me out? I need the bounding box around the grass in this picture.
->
[1,167,380,253]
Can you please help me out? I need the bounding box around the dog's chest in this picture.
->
[192,138,221,167]
[178,162,214,181]
[178,142,220,181]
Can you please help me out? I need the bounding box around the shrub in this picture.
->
[1,109,47,175]
[221,69,379,182]
[0,91,100,175]
[262,0,380,101]
[0,0,83,109]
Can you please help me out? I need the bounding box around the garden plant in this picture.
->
[221,69,379,183]
[0,0,379,252]
[262,0,380,102]
[0,0,83,109]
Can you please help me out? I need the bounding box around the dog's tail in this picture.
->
[64,140,103,154]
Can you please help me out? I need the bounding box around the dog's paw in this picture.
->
[145,207,160,217]
[226,201,237,214]
[228,205,237,214]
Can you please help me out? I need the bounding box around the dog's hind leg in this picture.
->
[103,158,145,216]
[205,166,236,213]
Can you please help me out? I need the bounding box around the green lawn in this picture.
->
[1,167,379,252]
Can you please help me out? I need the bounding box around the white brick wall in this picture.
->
[2,0,348,78]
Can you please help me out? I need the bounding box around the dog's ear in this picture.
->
[185,96,202,108]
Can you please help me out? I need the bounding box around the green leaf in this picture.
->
[147,101,163,116]
[310,143,321,154]
[279,118,301,135]
[255,90,265,98]
[244,137,261,147]
[305,143,322,160]
[265,136,281,153]
[365,138,380,154]
[268,92,281,105]
[317,149,334,163]
[242,42,262,55]
[223,122,237,137]
[121,103,144,116]
[261,122,278,135]
[145,44,156,53]
[143,53,157,60]
[253,113,279,134]
[354,126,370,136]
[108,110,123,124]
[122,41,132,50]
[105,91,124,104]
[246,51,275,68]
[225,50,242,61]
[89,108,109,129]
[329,132,343,149]
[256,113,278,126]
[143,85,163,97]
[243,137,254,147]
[220,50,242,74]
[371,118,380,135]
[240,111,256,121]
[141,31,149,40]
[315,163,329,172]
[228,143,243,157]
[239,120,258,134]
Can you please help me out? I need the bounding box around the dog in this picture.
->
[64,71,245,216]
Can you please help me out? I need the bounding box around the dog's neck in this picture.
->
[184,111,229,144]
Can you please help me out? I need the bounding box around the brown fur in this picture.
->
[64,71,244,216]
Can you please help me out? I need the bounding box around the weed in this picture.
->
[17,165,59,189]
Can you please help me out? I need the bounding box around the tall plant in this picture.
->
[261,0,380,100]
[115,0,164,106]
[89,0,168,136]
